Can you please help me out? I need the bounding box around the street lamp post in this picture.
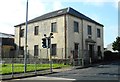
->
[24,0,28,73]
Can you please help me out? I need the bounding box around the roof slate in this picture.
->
[14,7,103,27]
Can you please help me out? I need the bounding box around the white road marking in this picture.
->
[21,76,76,80]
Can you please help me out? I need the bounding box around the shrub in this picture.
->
[104,50,112,61]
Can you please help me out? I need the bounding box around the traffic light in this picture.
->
[42,38,47,48]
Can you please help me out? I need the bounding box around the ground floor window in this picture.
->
[51,44,57,56]
[97,46,101,57]
[34,45,38,57]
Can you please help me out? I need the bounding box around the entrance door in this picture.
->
[89,44,94,63]
[74,43,79,65]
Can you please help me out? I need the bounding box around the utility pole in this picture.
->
[24,0,28,73]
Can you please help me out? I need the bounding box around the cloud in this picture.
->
[113,0,119,9]
[28,0,46,20]
[0,0,63,34]
[0,0,47,34]
[40,0,118,2]
[0,0,25,34]
[0,0,118,35]
[52,1,63,11]
[82,0,119,8]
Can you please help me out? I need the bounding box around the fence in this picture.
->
[1,48,102,65]
[1,48,102,80]
[1,58,72,80]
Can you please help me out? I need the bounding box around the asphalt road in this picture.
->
[3,60,120,82]
[46,61,120,80]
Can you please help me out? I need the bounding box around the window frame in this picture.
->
[87,25,92,35]
[51,44,57,56]
[74,21,79,33]
[97,28,101,38]
[51,22,57,32]
[34,26,39,35]
[20,29,24,37]
[34,45,39,57]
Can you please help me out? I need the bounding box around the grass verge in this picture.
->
[1,63,70,75]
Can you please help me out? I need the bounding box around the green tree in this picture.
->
[112,37,120,52]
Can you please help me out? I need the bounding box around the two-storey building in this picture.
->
[15,7,104,65]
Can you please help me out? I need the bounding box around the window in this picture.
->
[97,46,101,56]
[20,29,24,37]
[87,25,92,35]
[74,43,79,59]
[34,45,38,56]
[74,21,79,32]
[51,22,57,32]
[97,46,101,52]
[51,44,57,56]
[20,46,24,57]
[34,26,39,35]
[74,43,79,50]
[97,28,101,38]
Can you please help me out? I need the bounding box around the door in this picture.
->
[74,43,79,65]
[89,44,94,63]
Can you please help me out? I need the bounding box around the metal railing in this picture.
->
[1,48,102,80]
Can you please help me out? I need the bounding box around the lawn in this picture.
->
[1,63,70,75]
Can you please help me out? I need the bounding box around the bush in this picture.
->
[104,50,119,61]
[104,50,112,61]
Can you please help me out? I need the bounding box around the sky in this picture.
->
[0,0,119,47]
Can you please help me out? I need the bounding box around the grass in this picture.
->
[1,63,70,75]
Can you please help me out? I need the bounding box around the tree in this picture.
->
[112,37,120,52]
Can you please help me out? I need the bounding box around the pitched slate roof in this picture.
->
[0,32,14,38]
[14,7,103,27]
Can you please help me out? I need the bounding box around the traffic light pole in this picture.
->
[43,33,53,73]
[48,37,52,73]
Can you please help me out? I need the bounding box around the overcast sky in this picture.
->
[0,0,119,47]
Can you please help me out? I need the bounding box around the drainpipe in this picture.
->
[64,14,67,65]
[18,26,21,57]
[81,19,84,66]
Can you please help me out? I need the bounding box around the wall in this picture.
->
[66,15,82,59]
[66,15,104,64]
[15,16,65,59]
[82,20,104,61]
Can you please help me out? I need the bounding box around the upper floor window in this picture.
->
[97,28,101,38]
[20,29,24,37]
[51,22,57,32]
[34,26,39,35]
[74,21,79,32]
[87,25,92,35]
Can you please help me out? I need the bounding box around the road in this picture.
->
[3,60,120,81]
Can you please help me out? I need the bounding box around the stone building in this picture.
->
[15,7,104,65]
